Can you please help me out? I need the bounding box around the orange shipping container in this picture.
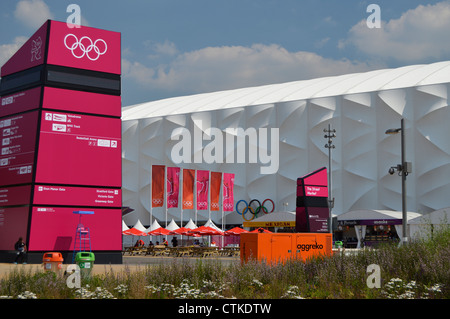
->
[240,232,332,264]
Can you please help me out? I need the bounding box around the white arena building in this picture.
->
[121,61,450,228]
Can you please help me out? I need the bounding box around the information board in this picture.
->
[0,87,41,117]
[0,206,30,251]
[28,206,122,251]
[33,185,121,207]
[296,167,330,233]
[42,87,121,117]
[0,185,32,206]
[35,111,121,186]
[0,111,38,186]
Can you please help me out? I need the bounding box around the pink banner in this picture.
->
[196,170,209,210]
[222,173,235,211]
[166,167,180,208]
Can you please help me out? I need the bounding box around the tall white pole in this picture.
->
[324,124,336,236]
[221,172,224,248]
[194,169,198,226]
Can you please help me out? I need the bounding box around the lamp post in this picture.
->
[324,124,336,235]
[385,118,411,246]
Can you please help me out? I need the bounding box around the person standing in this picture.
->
[14,237,27,264]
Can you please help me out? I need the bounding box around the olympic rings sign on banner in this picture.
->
[235,199,275,221]
[64,34,108,61]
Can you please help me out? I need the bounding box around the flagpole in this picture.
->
[165,166,168,229]
[150,165,153,242]
[180,168,183,228]
[221,172,224,248]
[208,170,211,222]
[180,168,184,245]
[194,169,198,226]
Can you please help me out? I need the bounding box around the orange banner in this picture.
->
[210,172,222,211]
[182,169,195,210]
[151,165,165,207]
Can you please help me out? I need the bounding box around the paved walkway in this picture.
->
[0,255,240,278]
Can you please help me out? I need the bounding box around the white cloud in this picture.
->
[0,36,28,67]
[342,1,450,62]
[14,0,53,29]
[153,40,178,57]
[123,43,378,96]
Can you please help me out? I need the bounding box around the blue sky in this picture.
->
[1,0,450,106]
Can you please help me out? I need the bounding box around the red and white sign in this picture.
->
[304,186,328,197]
[35,111,121,187]
[0,111,38,186]
[47,21,121,74]
[33,185,121,207]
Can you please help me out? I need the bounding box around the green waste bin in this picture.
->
[75,252,95,277]
[334,241,343,248]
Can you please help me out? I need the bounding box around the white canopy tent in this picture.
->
[204,219,224,231]
[132,219,147,232]
[146,219,162,233]
[166,219,180,231]
[184,218,197,229]
[409,208,450,240]
[122,220,129,232]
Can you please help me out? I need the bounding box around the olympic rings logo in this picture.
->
[64,34,108,61]
[197,202,208,208]
[223,203,234,210]
[167,199,178,205]
[183,200,193,207]
[235,199,275,221]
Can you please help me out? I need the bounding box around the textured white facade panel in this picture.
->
[122,63,450,227]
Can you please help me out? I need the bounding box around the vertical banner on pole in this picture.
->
[151,165,165,207]
[167,167,180,208]
[222,173,235,212]
[196,170,209,210]
[182,169,195,210]
[210,172,222,211]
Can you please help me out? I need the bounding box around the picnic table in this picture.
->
[146,245,169,256]
[220,247,240,257]
[122,246,146,256]
[191,246,219,258]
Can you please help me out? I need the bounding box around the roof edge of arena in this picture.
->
[122,60,450,121]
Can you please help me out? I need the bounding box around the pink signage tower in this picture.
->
[0,20,122,263]
[296,167,330,233]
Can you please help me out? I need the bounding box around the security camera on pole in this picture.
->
[324,124,336,235]
[385,118,412,246]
